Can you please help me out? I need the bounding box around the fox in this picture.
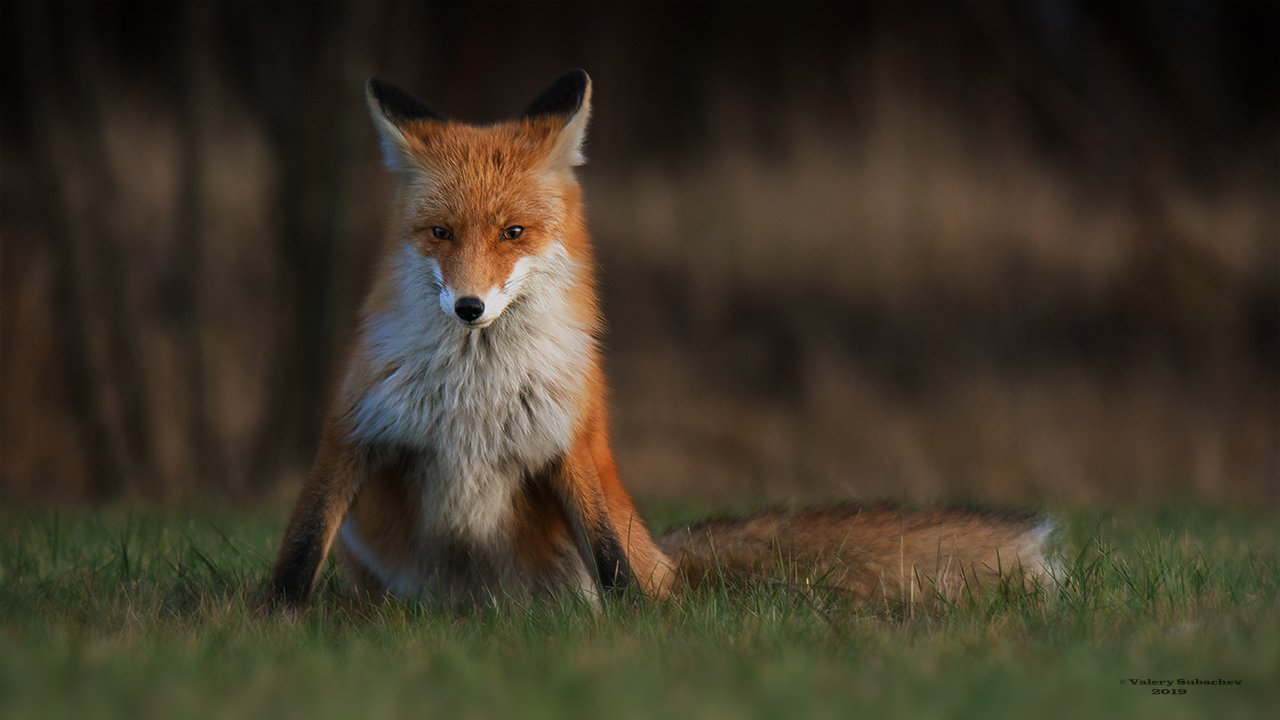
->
[267,70,675,609]
[267,70,1054,610]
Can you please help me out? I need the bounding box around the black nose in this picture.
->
[454,296,485,322]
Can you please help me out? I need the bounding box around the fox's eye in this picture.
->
[430,226,453,241]
[501,226,524,241]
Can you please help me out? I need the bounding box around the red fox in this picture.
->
[268,70,675,608]
[268,70,1054,610]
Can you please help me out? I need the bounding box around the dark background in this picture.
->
[2,1,1276,509]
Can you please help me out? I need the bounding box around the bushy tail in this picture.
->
[657,503,1056,604]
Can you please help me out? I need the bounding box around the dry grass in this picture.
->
[1,2,1275,508]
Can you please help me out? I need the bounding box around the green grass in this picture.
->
[1,504,1276,719]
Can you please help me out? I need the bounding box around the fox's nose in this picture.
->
[454,296,485,322]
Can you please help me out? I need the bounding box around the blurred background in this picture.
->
[1,1,1276,511]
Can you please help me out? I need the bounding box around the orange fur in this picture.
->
[659,504,1055,604]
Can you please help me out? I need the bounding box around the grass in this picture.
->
[1,503,1276,719]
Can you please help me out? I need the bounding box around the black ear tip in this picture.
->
[524,68,592,119]
[367,77,444,122]
[558,69,591,100]
[366,77,396,104]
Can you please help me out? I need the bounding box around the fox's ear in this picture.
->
[366,78,444,172]
[524,69,592,169]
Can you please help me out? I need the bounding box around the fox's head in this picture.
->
[366,70,593,330]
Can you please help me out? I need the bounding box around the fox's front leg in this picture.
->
[267,421,367,609]
[551,425,676,598]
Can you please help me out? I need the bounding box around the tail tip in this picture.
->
[1021,517,1062,583]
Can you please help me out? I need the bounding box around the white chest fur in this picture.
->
[346,243,593,542]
